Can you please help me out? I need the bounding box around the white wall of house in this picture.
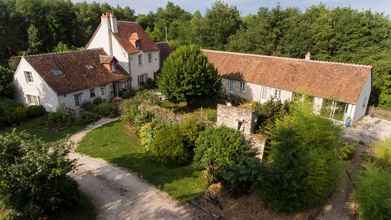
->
[87,22,112,56]
[57,84,114,110]
[129,51,160,89]
[13,58,60,112]
[353,74,372,121]
[222,78,368,124]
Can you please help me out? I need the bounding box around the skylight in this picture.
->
[51,68,63,76]
[85,65,94,70]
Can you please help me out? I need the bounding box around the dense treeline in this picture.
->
[1,0,391,108]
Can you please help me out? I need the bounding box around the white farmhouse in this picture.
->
[86,12,160,89]
[13,12,160,112]
[13,49,130,112]
[204,50,372,125]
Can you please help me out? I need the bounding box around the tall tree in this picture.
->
[201,1,242,50]
[27,24,42,54]
[158,45,221,103]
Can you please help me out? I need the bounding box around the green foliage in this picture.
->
[79,111,99,125]
[158,45,221,103]
[252,99,291,134]
[92,102,118,118]
[0,99,46,128]
[338,143,356,161]
[48,111,72,128]
[0,131,79,219]
[259,103,343,212]
[354,164,391,220]
[373,138,391,168]
[179,116,206,149]
[0,66,14,98]
[195,126,259,190]
[149,124,192,165]
[52,41,76,52]
[25,105,46,118]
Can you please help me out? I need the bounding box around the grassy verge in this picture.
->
[0,116,85,143]
[77,120,208,201]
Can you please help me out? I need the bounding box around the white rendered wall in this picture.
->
[86,22,112,56]
[57,84,114,110]
[222,78,366,123]
[13,58,60,112]
[129,51,160,89]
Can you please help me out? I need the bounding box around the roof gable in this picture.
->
[113,21,159,54]
[24,49,129,95]
[203,49,372,104]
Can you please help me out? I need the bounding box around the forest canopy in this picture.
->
[1,0,391,108]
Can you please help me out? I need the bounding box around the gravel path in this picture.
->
[68,118,201,220]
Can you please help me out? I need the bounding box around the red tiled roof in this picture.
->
[203,49,372,104]
[24,49,129,95]
[113,21,159,54]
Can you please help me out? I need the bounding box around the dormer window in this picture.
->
[135,40,141,49]
[51,67,63,76]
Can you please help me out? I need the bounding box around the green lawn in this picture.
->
[0,116,85,143]
[77,120,208,201]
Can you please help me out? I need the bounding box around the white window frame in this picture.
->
[100,87,106,96]
[260,86,268,99]
[274,89,281,100]
[74,93,82,107]
[24,71,33,83]
[138,74,148,87]
[228,80,234,93]
[26,95,40,105]
[239,81,246,92]
[148,53,152,63]
[90,88,95,98]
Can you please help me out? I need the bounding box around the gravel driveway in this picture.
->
[68,118,204,220]
[344,116,391,144]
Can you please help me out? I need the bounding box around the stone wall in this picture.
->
[216,104,256,135]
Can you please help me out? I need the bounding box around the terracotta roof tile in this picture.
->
[24,49,129,95]
[113,21,159,54]
[203,49,372,104]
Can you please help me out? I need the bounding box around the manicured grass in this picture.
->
[0,116,85,143]
[77,120,208,201]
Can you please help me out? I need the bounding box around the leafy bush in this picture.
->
[195,126,259,190]
[26,105,46,118]
[92,97,103,105]
[149,124,192,165]
[79,111,99,125]
[252,99,290,133]
[373,138,391,167]
[338,143,356,160]
[354,164,391,220]
[93,102,118,118]
[139,120,163,151]
[119,89,135,99]
[0,65,15,98]
[179,116,206,150]
[158,45,221,103]
[0,131,79,219]
[259,103,342,212]
[48,111,72,128]
[81,101,94,111]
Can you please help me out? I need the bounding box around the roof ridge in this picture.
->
[201,49,372,69]
[23,48,103,58]
[117,20,138,24]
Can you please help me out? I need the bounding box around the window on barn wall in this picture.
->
[274,89,281,100]
[261,86,268,99]
[240,81,246,92]
[320,99,348,121]
[228,80,234,93]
